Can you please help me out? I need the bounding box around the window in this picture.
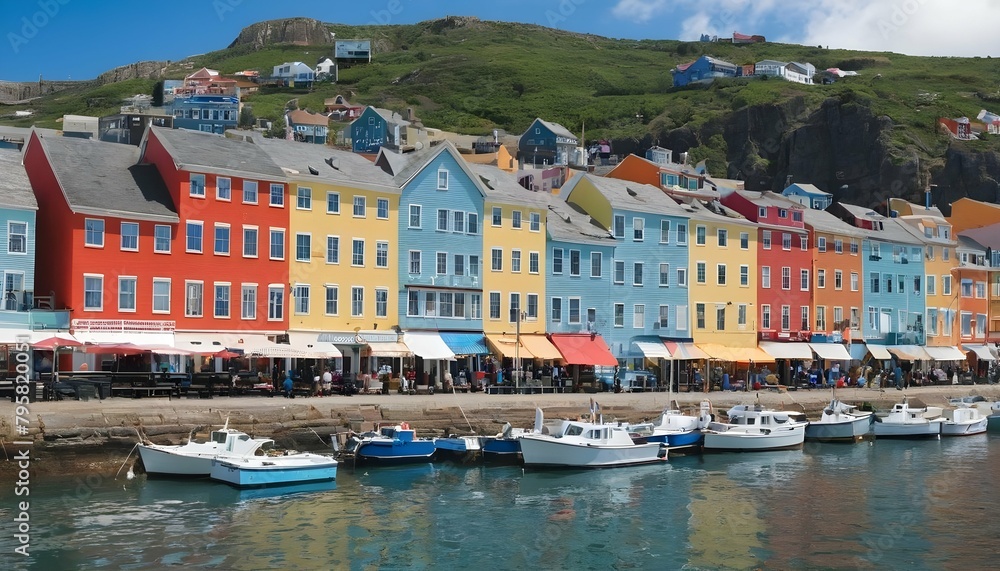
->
[695,225,706,245]
[676,223,687,244]
[492,207,502,227]
[118,277,136,312]
[717,264,726,286]
[613,215,625,238]
[717,229,727,247]
[613,303,624,327]
[782,233,791,250]
[512,211,522,229]
[353,196,367,218]
[800,234,808,251]
[740,232,749,250]
[696,262,706,284]
[781,267,791,290]
[833,306,844,329]
[759,207,767,218]
[376,241,388,268]
[407,204,421,228]
[614,260,625,284]
[569,298,581,324]
[527,294,539,319]
[740,265,749,287]
[436,252,448,275]
[961,312,973,336]
[467,213,479,234]
[762,230,771,250]
[83,274,104,311]
[915,276,922,295]
[470,293,481,319]
[409,251,421,274]
[243,227,258,258]
[976,281,986,299]
[489,292,501,320]
[927,275,936,296]
[716,305,726,331]
[376,289,388,318]
[437,209,449,232]
[352,239,365,266]
[120,222,138,251]
[802,306,811,331]
[677,268,687,287]
[870,272,880,293]
[186,221,203,253]
[659,263,670,287]
[216,283,233,317]
[152,278,170,313]
[633,304,645,329]
[779,208,788,218]
[659,305,669,328]
[243,180,259,204]
[377,198,389,219]
[834,239,843,254]
[154,225,170,253]
[217,177,232,201]
[676,305,688,330]
[510,250,521,273]
[943,248,950,261]
[269,229,285,260]
[294,233,310,262]
[470,255,480,277]
[927,308,938,335]
[761,267,771,289]
[214,224,230,256]
[738,304,747,328]
[268,286,284,320]
[696,303,706,329]
[85,219,105,247]
[530,252,540,274]
[886,274,894,294]
[570,250,581,276]
[437,169,449,190]
[943,275,952,295]
[189,173,206,197]
[552,248,563,274]
[530,212,540,232]
[851,272,859,292]
[453,211,465,233]
[325,286,339,315]
[817,236,827,252]
[962,279,973,298]
[327,191,340,214]
[781,305,791,331]
[761,305,771,329]
[491,248,503,271]
[269,183,284,207]
[326,236,339,264]
[296,187,311,210]
[978,314,987,337]
[634,262,644,286]
[633,218,644,241]
[551,297,562,323]
[241,285,257,320]
[660,220,671,243]
[851,307,860,329]
[808,269,817,290]
[185,281,203,317]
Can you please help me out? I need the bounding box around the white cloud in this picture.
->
[611,0,669,24]
[679,12,717,40]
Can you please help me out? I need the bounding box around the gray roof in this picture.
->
[959,223,1000,250]
[379,144,441,186]
[547,200,617,246]
[149,126,286,180]
[0,149,36,210]
[373,106,410,127]
[837,203,923,245]
[801,207,866,237]
[581,175,689,217]
[532,118,577,142]
[675,196,755,228]
[956,234,986,254]
[895,215,954,246]
[468,163,549,208]
[35,132,177,221]
[735,190,806,210]
[252,136,397,189]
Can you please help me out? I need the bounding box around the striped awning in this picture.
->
[439,332,490,356]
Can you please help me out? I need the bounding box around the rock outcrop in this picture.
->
[228,17,334,50]
[0,79,80,104]
[95,61,169,85]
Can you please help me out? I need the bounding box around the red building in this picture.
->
[721,191,812,344]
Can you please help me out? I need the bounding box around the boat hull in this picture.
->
[210,456,337,488]
[481,437,521,461]
[989,414,1000,432]
[519,436,667,468]
[433,436,482,462]
[666,430,704,448]
[703,426,805,452]
[805,416,873,442]
[941,418,988,436]
[138,445,215,477]
[355,440,437,464]
[873,421,941,438]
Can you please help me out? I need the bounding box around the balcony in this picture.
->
[405,275,481,290]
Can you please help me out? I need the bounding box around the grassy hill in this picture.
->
[6,17,1000,171]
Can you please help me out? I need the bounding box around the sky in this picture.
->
[2,0,999,81]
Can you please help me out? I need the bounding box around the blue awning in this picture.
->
[440,332,490,356]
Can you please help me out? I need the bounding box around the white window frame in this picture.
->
[184,280,204,318]
[83,274,104,311]
[153,224,171,254]
[242,226,258,259]
[214,223,231,256]
[185,221,203,254]
[295,232,311,263]
[120,222,139,252]
[296,186,312,210]
[241,284,257,320]
[269,228,285,261]
[269,183,284,207]
[152,277,171,314]
[217,177,232,201]
[215,282,232,318]
[84,218,105,248]
[326,191,340,214]
[118,276,137,313]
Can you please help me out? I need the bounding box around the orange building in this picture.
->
[948,197,1000,233]
[605,153,714,199]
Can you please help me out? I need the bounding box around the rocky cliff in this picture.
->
[95,61,169,85]
[0,79,81,103]
[228,17,334,50]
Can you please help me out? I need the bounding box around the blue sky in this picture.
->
[3,0,998,81]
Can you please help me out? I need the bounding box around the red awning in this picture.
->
[549,334,618,366]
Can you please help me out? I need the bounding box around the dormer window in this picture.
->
[759,207,767,218]
[437,169,449,190]
[778,208,788,218]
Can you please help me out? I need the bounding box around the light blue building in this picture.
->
[558,174,692,370]
[169,95,239,134]
[782,183,833,210]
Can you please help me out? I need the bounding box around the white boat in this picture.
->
[805,400,874,442]
[941,404,989,436]
[138,422,275,477]
[519,418,668,468]
[702,405,808,452]
[873,399,945,439]
[210,453,337,488]
[625,401,713,448]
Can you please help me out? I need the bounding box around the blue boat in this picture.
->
[624,402,713,449]
[348,423,437,464]
[434,435,483,462]
[209,453,338,488]
[482,409,545,462]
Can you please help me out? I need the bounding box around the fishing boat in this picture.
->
[872,398,944,439]
[433,435,483,462]
[481,408,544,461]
[518,417,668,468]
[210,452,337,488]
[626,401,713,448]
[345,422,437,464]
[137,421,275,477]
[805,400,874,442]
[941,403,989,436]
[702,404,808,452]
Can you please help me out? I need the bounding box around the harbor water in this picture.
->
[3,434,998,570]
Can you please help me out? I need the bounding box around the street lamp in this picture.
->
[512,308,527,393]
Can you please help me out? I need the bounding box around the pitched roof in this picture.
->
[674,196,755,227]
[253,136,397,188]
[468,163,549,208]
[533,118,577,141]
[32,131,177,221]
[784,183,831,197]
[578,175,689,217]
[286,109,330,126]
[835,204,923,245]
[734,190,805,210]
[547,200,617,246]
[148,126,286,180]
[0,149,36,210]
[801,207,865,237]
[959,223,1000,250]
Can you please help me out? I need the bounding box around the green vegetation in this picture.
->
[7,17,1000,161]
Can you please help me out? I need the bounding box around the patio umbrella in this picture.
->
[214,349,242,359]
[32,334,83,350]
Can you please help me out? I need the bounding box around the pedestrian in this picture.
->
[282,373,294,398]
[322,368,332,396]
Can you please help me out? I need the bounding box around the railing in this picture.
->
[71,319,176,332]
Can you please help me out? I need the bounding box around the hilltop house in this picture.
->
[335,40,372,64]
[286,109,329,145]
[939,117,975,140]
[672,56,738,87]
[517,118,580,167]
[324,95,364,121]
[977,109,1000,135]
[782,183,832,210]
[754,60,815,84]
[315,56,336,81]
[733,32,766,43]
[272,62,315,87]
[350,106,410,154]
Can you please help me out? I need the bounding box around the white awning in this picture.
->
[922,346,967,361]
[632,341,672,360]
[887,345,931,361]
[402,331,456,360]
[365,341,412,357]
[174,332,277,353]
[963,344,997,361]
[758,341,813,360]
[75,331,175,347]
[809,343,852,361]
[866,344,893,360]
[0,328,35,344]
[287,332,343,358]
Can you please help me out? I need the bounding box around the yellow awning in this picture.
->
[518,334,563,361]
[697,343,774,362]
[486,334,534,359]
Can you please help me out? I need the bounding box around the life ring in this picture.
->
[400,422,411,430]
